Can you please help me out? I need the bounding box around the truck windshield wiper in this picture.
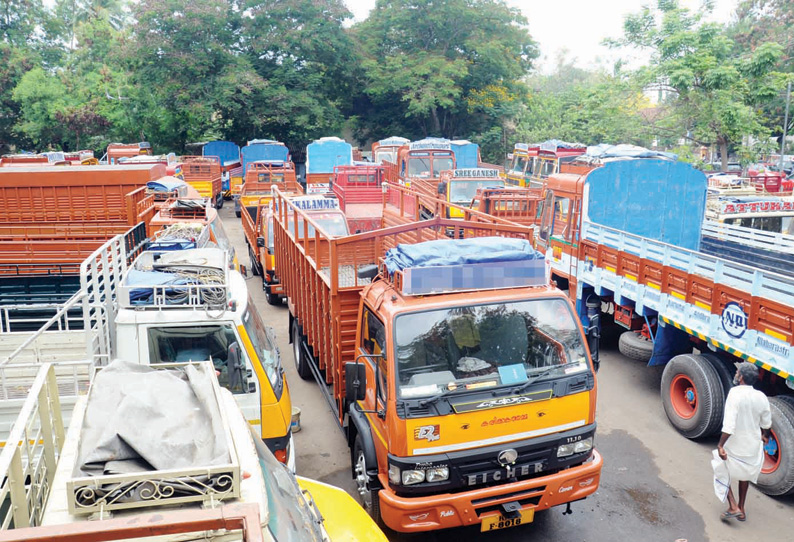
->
[419,385,472,408]
[512,361,585,395]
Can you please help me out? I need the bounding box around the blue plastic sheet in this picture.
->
[126,269,194,304]
[306,138,353,173]
[585,143,677,161]
[384,237,542,275]
[450,140,479,168]
[241,142,289,174]
[203,141,240,166]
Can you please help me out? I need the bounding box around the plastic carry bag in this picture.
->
[711,449,730,502]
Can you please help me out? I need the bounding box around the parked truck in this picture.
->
[105,142,152,164]
[534,157,794,496]
[203,140,242,199]
[181,155,224,209]
[372,136,409,165]
[0,230,295,468]
[383,137,456,187]
[236,161,302,218]
[305,137,353,193]
[331,164,386,233]
[0,361,388,541]
[273,186,602,533]
[413,167,505,219]
[243,194,349,305]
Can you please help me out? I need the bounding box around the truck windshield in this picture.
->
[268,213,350,249]
[510,156,528,174]
[408,155,454,178]
[449,179,505,204]
[394,298,588,399]
[242,302,284,399]
[250,426,324,542]
[375,150,397,164]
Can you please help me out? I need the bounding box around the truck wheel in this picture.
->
[265,288,281,306]
[216,194,224,209]
[249,248,260,277]
[757,397,794,496]
[700,353,735,404]
[291,319,312,380]
[354,435,384,528]
[235,210,241,218]
[660,354,724,439]
[618,331,653,362]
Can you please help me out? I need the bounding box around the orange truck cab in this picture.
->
[372,136,409,165]
[505,143,539,187]
[386,138,456,188]
[274,188,601,534]
[525,140,586,189]
[106,142,153,164]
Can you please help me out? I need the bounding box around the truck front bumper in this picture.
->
[377,449,602,532]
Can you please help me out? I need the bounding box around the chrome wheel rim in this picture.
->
[355,450,372,511]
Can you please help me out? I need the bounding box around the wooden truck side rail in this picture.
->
[472,187,544,226]
[580,220,794,380]
[273,186,535,422]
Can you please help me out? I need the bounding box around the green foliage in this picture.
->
[618,0,785,167]
[353,0,537,140]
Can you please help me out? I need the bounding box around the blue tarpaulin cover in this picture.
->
[384,237,542,275]
[242,142,289,174]
[585,144,677,161]
[126,269,194,304]
[306,137,353,173]
[450,140,479,168]
[585,159,707,251]
[203,141,241,166]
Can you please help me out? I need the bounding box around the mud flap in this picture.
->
[648,321,692,367]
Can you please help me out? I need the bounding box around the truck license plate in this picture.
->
[480,509,534,532]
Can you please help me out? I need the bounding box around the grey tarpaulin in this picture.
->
[74,360,230,478]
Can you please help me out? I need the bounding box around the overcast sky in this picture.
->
[343,0,738,73]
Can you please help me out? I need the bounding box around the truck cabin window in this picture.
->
[449,179,506,205]
[258,172,285,183]
[394,299,588,399]
[147,324,249,394]
[407,154,454,178]
[242,301,283,398]
[375,150,396,164]
[361,306,388,401]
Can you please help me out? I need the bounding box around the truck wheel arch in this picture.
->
[347,404,380,485]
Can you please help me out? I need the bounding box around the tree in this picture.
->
[238,0,358,157]
[353,0,538,143]
[617,0,784,169]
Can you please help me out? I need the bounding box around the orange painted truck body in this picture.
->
[274,184,601,533]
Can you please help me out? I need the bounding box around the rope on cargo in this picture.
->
[154,265,227,307]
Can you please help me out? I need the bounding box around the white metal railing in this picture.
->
[583,221,794,308]
[0,364,64,529]
[701,220,794,256]
[0,302,85,335]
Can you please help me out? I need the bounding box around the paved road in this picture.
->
[220,204,793,541]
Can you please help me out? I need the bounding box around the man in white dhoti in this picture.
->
[717,363,772,522]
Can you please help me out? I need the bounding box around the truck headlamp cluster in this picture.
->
[557,437,593,458]
[389,464,450,486]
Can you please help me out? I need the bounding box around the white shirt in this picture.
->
[722,385,772,459]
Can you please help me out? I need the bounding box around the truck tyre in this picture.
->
[235,210,241,218]
[248,247,260,276]
[354,435,384,528]
[215,193,224,209]
[700,353,735,405]
[265,287,281,306]
[757,397,794,496]
[618,331,653,362]
[291,319,312,380]
[661,354,724,439]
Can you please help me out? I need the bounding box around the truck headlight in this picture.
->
[425,467,449,483]
[388,465,401,485]
[402,469,426,485]
[574,437,593,454]
[558,437,593,458]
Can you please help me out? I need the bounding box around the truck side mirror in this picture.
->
[437,182,446,195]
[256,236,265,248]
[227,342,245,392]
[345,362,367,403]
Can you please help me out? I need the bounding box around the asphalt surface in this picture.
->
[220,204,794,542]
